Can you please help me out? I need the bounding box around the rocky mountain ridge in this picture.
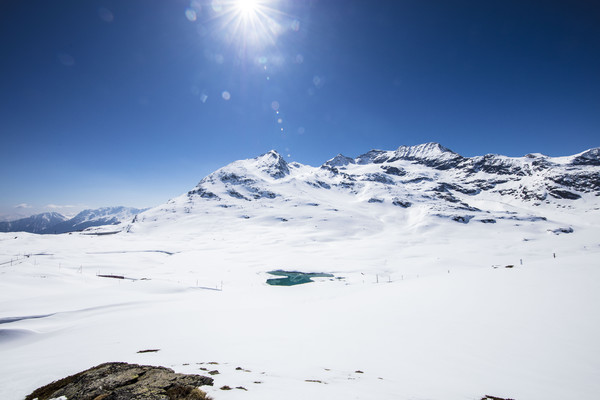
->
[0,212,67,234]
[131,143,599,234]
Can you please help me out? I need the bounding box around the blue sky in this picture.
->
[1,0,599,218]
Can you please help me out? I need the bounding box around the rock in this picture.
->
[187,187,219,200]
[547,188,581,200]
[218,172,256,186]
[25,362,213,400]
[380,165,406,176]
[571,147,600,166]
[550,172,600,193]
[363,173,395,184]
[451,215,473,223]
[355,149,389,165]
[392,198,411,208]
[465,154,526,176]
[548,227,574,234]
[434,182,478,195]
[227,189,249,200]
[312,180,331,189]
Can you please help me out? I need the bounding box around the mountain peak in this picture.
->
[323,154,356,168]
[571,147,600,166]
[263,149,283,158]
[525,153,548,158]
[387,142,463,170]
[395,142,459,157]
[254,150,290,179]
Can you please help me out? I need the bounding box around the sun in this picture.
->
[235,0,260,15]
[213,0,284,49]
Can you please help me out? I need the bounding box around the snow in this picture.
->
[1,146,599,400]
[394,142,461,162]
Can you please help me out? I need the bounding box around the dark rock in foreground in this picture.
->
[25,362,213,400]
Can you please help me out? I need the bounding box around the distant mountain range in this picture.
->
[0,206,146,234]
[5,143,599,235]
[128,142,599,234]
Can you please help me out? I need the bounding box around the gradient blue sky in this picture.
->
[1,0,599,218]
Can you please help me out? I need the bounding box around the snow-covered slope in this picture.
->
[1,143,599,400]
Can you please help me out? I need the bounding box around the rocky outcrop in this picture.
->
[255,150,290,179]
[322,154,355,168]
[571,148,600,166]
[25,362,213,400]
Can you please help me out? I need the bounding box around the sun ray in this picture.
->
[209,0,288,51]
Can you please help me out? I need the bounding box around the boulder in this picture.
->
[25,362,213,400]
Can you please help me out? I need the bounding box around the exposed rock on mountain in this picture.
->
[323,154,355,168]
[254,150,290,179]
[571,148,600,166]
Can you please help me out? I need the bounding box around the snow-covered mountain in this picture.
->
[131,142,599,234]
[0,212,67,234]
[0,207,145,234]
[2,143,599,400]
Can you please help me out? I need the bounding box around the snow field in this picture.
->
[1,209,599,400]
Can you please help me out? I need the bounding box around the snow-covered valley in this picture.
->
[1,143,599,400]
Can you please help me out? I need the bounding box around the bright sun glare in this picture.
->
[216,0,283,49]
[235,0,260,15]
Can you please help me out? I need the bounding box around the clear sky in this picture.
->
[1,0,599,219]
